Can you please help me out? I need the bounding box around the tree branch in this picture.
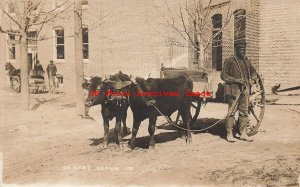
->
[0,3,23,30]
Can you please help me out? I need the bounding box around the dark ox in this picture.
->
[83,72,132,147]
[121,75,194,149]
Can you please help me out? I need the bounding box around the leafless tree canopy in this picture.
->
[0,0,73,41]
[154,0,234,53]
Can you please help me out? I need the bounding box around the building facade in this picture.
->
[1,0,299,94]
[188,0,300,93]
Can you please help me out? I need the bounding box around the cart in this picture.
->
[160,65,265,136]
[29,69,47,94]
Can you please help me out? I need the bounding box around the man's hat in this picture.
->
[234,40,247,48]
[49,60,54,63]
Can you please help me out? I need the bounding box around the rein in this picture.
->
[114,78,244,132]
[151,89,243,132]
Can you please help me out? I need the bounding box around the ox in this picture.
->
[83,72,132,147]
[111,75,194,149]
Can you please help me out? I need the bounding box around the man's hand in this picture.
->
[249,79,256,86]
[236,79,247,86]
[146,100,156,106]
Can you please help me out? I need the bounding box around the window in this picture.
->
[234,9,246,43]
[82,0,88,9]
[82,0,88,6]
[8,34,16,59]
[193,20,200,64]
[54,28,64,59]
[27,31,37,46]
[82,27,88,59]
[8,2,15,14]
[212,14,222,71]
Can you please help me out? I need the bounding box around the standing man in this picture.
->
[33,60,44,79]
[34,60,44,72]
[46,60,57,92]
[221,40,257,142]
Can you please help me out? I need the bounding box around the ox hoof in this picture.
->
[129,144,135,150]
[149,139,155,149]
[128,140,135,150]
[149,145,155,150]
[185,132,192,143]
[99,143,108,149]
[185,136,192,144]
[128,144,135,150]
[118,142,126,148]
[185,138,192,144]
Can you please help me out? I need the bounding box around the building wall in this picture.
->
[186,0,260,93]
[87,0,187,78]
[259,0,300,93]
[1,0,187,94]
[2,0,299,95]
[188,0,260,73]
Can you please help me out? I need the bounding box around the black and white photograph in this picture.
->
[0,0,300,186]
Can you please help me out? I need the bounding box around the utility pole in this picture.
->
[74,0,85,116]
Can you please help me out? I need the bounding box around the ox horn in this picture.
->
[84,75,91,82]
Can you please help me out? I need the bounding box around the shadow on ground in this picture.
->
[89,127,132,146]
[89,127,181,149]
[89,118,228,149]
[157,118,228,140]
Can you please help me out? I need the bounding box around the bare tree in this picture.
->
[154,0,234,68]
[0,0,73,110]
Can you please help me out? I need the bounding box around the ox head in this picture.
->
[82,74,133,107]
[83,76,105,107]
[102,72,132,102]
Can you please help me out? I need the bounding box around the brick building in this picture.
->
[259,0,300,93]
[189,0,300,93]
[1,0,299,94]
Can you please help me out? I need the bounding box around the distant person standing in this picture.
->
[33,60,44,79]
[34,60,44,72]
[46,60,57,92]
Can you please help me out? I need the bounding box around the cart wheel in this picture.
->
[172,97,201,126]
[42,85,46,93]
[11,77,21,93]
[247,74,266,136]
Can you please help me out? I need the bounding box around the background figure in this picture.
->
[32,60,44,79]
[46,60,57,93]
[34,60,44,72]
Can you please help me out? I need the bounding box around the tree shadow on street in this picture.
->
[31,97,59,111]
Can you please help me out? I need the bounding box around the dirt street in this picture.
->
[1,89,300,186]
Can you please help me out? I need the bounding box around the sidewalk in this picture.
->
[266,94,300,105]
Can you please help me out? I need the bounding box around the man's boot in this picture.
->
[239,117,253,142]
[226,117,236,142]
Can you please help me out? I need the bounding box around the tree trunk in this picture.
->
[20,34,30,110]
[74,0,85,116]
